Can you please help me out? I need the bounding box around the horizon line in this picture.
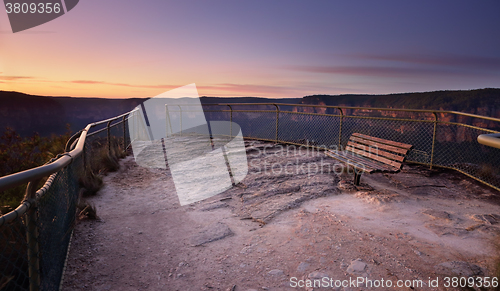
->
[1,87,499,100]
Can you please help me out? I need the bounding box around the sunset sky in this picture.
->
[1,1,499,98]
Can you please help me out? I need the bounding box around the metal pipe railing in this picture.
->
[430,112,438,170]
[478,133,500,149]
[203,102,500,122]
[0,125,89,193]
[0,111,133,193]
[0,109,135,291]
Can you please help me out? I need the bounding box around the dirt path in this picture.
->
[62,141,500,291]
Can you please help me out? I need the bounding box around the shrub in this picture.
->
[78,136,126,197]
[0,126,72,214]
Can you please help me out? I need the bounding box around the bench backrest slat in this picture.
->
[350,136,409,155]
[347,141,405,162]
[352,133,413,150]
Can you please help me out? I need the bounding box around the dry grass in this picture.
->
[77,199,99,220]
[479,164,498,184]
[79,138,127,197]
[79,170,103,197]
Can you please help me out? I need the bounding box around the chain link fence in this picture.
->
[0,112,132,291]
[203,103,500,191]
[0,208,29,290]
[2,102,500,290]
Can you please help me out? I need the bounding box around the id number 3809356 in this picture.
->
[5,2,61,14]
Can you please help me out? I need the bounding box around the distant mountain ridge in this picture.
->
[1,88,499,136]
[300,88,500,116]
[0,91,145,136]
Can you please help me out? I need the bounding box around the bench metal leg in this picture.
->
[353,172,361,186]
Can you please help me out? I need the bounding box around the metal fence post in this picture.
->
[430,112,438,170]
[273,104,279,143]
[122,116,126,152]
[338,108,344,150]
[82,145,87,172]
[165,105,173,137]
[26,179,41,291]
[107,120,112,155]
[178,105,182,136]
[227,105,233,139]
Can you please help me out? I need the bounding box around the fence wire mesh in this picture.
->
[37,156,82,291]
[0,115,131,291]
[0,214,29,290]
[204,104,500,191]
[2,103,500,290]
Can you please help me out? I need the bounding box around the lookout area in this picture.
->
[62,139,500,291]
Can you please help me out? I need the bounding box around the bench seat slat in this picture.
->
[346,145,403,169]
[352,133,413,149]
[325,151,377,173]
[350,136,409,155]
[338,152,399,172]
[347,141,405,162]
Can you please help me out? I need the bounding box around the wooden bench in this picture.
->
[325,133,413,185]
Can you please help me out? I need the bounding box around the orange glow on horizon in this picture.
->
[0,80,314,99]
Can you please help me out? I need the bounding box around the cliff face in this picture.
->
[297,88,500,118]
[2,88,499,140]
[292,89,500,142]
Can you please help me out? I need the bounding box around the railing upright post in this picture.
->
[122,116,126,152]
[178,105,182,136]
[228,105,233,139]
[26,179,41,291]
[338,108,344,150]
[82,145,87,172]
[430,112,438,170]
[165,105,173,137]
[107,120,112,156]
[273,104,279,143]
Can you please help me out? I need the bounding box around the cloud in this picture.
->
[0,75,33,80]
[348,53,500,71]
[66,79,362,97]
[287,53,500,79]
[69,80,178,89]
[287,65,452,78]
[67,80,298,96]
[198,83,298,96]
[197,83,366,97]
[70,80,104,84]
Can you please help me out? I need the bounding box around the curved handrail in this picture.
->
[0,110,133,193]
[0,125,89,193]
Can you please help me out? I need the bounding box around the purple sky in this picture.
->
[1,0,499,98]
